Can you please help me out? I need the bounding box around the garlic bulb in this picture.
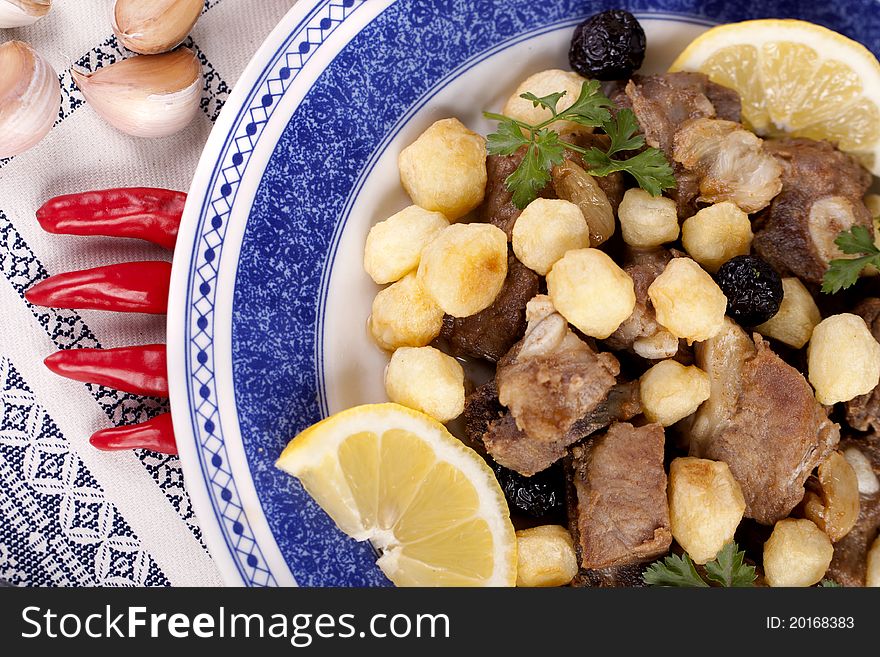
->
[72,48,202,139]
[0,0,50,28]
[0,41,60,158]
[112,0,203,55]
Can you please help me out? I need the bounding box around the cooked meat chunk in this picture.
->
[483,151,526,237]
[568,422,672,570]
[497,296,619,443]
[482,135,624,240]
[673,118,783,214]
[463,379,640,477]
[827,434,880,586]
[604,247,674,356]
[846,299,880,432]
[624,72,740,154]
[570,563,647,587]
[752,138,873,284]
[623,72,742,218]
[687,319,840,524]
[438,252,541,362]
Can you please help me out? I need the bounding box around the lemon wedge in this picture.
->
[276,403,517,586]
[670,19,880,174]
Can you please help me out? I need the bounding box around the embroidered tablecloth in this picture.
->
[0,0,295,587]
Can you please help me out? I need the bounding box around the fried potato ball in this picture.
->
[547,248,635,339]
[364,205,449,284]
[417,223,508,317]
[398,118,487,221]
[384,346,465,423]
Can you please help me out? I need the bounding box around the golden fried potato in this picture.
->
[417,223,508,317]
[384,346,465,423]
[398,118,487,220]
[648,257,727,344]
[755,277,821,349]
[512,198,590,275]
[681,202,753,273]
[763,518,833,587]
[369,273,444,351]
[668,457,746,564]
[546,248,635,339]
[364,205,449,284]
[808,313,880,404]
[618,188,679,248]
[640,360,710,427]
[515,525,578,587]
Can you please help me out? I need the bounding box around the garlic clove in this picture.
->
[112,0,203,55]
[0,41,60,158]
[72,48,202,139]
[0,0,51,28]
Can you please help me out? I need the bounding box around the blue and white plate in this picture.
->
[167,0,880,586]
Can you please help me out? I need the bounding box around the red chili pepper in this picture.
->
[90,413,177,455]
[44,344,169,397]
[25,261,171,313]
[36,188,186,250]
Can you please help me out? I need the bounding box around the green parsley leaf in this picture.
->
[835,224,878,255]
[505,139,558,210]
[643,552,709,587]
[555,79,613,127]
[821,224,880,294]
[582,146,676,197]
[484,81,673,208]
[604,108,645,155]
[704,542,757,588]
[520,90,567,115]
[819,579,842,587]
[485,118,529,156]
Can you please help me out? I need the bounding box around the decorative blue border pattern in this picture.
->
[182,0,880,586]
[183,0,364,587]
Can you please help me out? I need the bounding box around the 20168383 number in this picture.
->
[766,617,855,629]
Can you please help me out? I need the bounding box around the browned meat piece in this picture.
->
[497,296,619,443]
[624,72,739,154]
[483,151,525,237]
[846,299,880,432]
[624,72,743,218]
[568,422,672,570]
[687,319,840,524]
[827,434,880,586]
[438,252,540,362]
[604,247,677,358]
[673,118,782,214]
[463,379,640,477]
[570,564,647,587]
[752,138,873,284]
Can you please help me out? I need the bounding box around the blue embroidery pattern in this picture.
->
[0,2,238,583]
[0,356,169,586]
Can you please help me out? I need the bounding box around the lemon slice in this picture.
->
[670,19,880,174]
[276,403,517,586]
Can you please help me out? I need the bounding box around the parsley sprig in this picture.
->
[822,224,880,294]
[643,543,757,588]
[484,81,676,209]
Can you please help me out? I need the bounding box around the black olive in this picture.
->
[569,10,646,81]
[715,255,784,326]
[490,461,565,518]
